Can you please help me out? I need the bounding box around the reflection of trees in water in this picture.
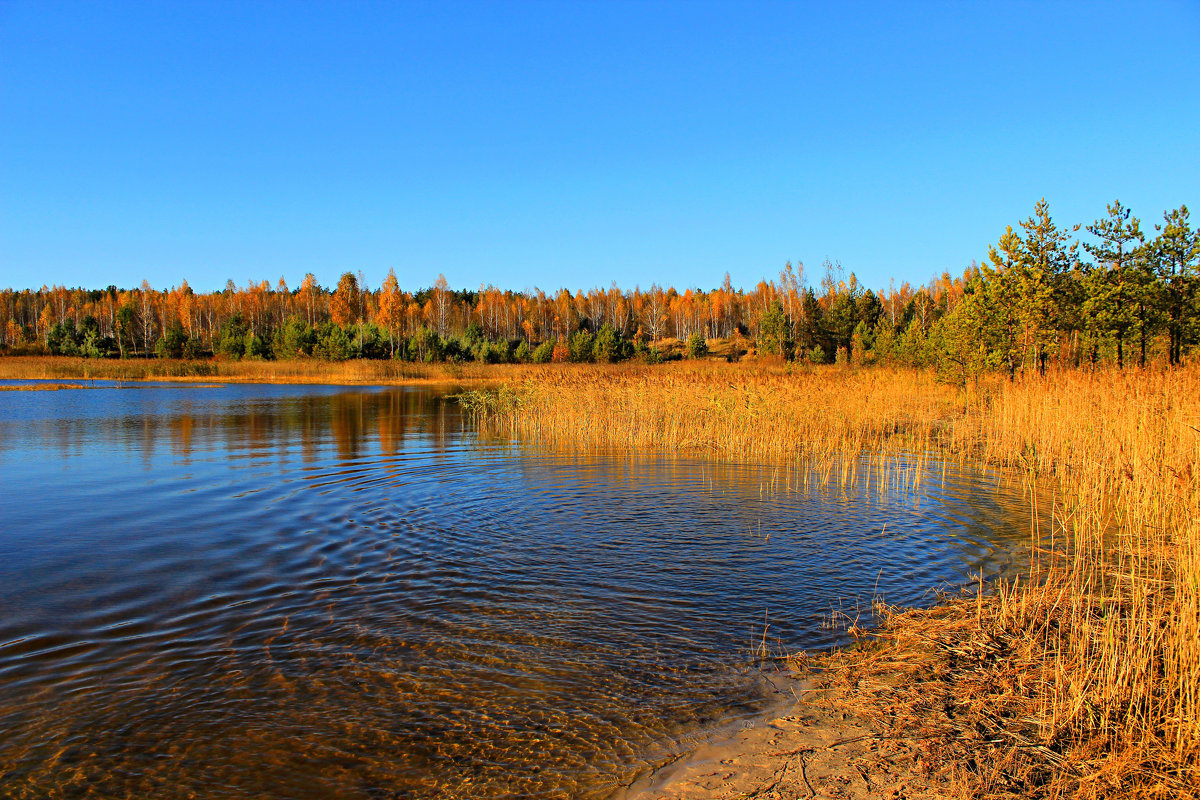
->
[377,393,404,455]
[327,390,457,459]
[5,388,462,462]
[171,414,193,459]
[330,393,364,461]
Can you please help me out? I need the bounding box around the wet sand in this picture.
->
[624,678,954,800]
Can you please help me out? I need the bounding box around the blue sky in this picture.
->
[2,1,1198,294]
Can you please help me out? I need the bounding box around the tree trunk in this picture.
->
[1139,314,1147,368]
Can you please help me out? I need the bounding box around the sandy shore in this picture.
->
[621,677,954,800]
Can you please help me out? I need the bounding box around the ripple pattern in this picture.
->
[0,383,1040,798]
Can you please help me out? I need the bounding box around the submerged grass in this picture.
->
[466,362,1200,799]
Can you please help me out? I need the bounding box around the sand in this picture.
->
[620,678,955,800]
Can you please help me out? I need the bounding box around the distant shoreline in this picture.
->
[0,354,539,386]
[0,347,761,387]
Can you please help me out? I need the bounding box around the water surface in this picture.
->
[0,382,1037,798]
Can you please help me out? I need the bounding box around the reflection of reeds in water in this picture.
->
[465,362,1200,798]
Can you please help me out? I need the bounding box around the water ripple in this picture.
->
[0,383,1042,798]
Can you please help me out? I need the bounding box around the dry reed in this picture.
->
[465,361,1200,799]
[0,382,97,391]
[0,355,551,386]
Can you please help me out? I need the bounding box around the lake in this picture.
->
[0,382,1037,798]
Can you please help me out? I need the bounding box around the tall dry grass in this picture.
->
[462,362,960,465]
[465,361,1199,798]
[942,368,1200,797]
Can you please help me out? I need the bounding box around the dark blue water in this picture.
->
[0,382,1035,798]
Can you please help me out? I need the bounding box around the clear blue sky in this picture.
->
[2,1,1198,294]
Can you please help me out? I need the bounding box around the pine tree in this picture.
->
[979,227,1026,378]
[1083,201,1144,368]
[931,286,990,386]
[1149,205,1200,365]
[1017,199,1078,372]
[757,299,792,358]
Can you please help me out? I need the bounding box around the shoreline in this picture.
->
[620,676,951,800]
[0,355,521,386]
[614,609,973,800]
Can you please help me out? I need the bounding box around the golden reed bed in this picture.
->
[464,362,1199,799]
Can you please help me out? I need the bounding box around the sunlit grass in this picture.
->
[0,355,550,385]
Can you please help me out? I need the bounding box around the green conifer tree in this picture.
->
[1149,205,1200,365]
[1083,201,1144,368]
[1016,199,1079,373]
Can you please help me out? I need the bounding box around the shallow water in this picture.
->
[0,382,1037,798]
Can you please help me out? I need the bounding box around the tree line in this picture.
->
[2,200,1195,376]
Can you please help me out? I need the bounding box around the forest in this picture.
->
[3,199,1196,380]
